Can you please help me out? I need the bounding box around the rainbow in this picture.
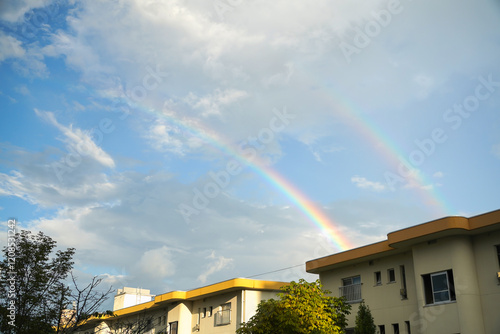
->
[312,76,453,217]
[126,102,354,251]
[112,68,454,252]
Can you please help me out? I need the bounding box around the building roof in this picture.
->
[306,209,500,274]
[88,278,287,322]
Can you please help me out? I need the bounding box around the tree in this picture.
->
[237,279,351,334]
[354,302,376,334]
[0,230,113,334]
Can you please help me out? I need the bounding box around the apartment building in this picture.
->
[306,209,500,334]
[77,278,286,334]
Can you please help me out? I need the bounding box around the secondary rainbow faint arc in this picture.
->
[132,102,354,251]
[323,86,452,216]
[298,65,453,217]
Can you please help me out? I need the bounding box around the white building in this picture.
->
[114,287,155,311]
[78,278,286,334]
[306,209,500,334]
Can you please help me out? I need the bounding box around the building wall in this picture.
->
[472,230,500,334]
[167,302,193,334]
[319,231,500,334]
[187,289,280,334]
[319,251,419,332]
[411,235,485,334]
[191,291,238,334]
[114,287,155,311]
[240,290,280,324]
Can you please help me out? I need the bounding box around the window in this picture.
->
[392,323,399,334]
[145,319,153,331]
[378,325,385,334]
[388,268,396,283]
[496,245,500,266]
[208,306,213,317]
[422,270,456,304]
[405,321,411,334]
[339,276,362,302]
[169,321,178,334]
[215,303,231,326]
[163,316,166,326]
[158,316,162,326]
[202,307,206,318]
[400,265,408,299]
[374,271,382,285]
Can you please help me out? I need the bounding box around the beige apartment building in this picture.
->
[306,209,500,334]
[77,278,286,334]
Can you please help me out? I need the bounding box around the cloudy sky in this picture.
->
[1,0,500,306]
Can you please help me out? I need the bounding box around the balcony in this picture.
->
[339,283,362,303]
[214,309,231,326]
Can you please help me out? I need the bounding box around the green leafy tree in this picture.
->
[237,279,351,334]
[354,302,376,334]
[0,230,113,334]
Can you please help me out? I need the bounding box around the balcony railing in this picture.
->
[339,283,362,303]
[214,309,231,326]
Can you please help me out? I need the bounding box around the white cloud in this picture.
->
[351,176,386,192]
[0,0,53,22]
[197,252,234,284]
[14,84,30,95]
[0,32,25,62]
[136,247,176,279]
[35,109,115,168]
[185,89,248,117]
[433,171,444,178]
[144,119,192,156]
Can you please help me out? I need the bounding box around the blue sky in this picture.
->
[1,0,500,306]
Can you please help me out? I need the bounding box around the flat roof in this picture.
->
[91,278,287,321]
[306,209,500,274]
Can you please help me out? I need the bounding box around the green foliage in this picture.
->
[0,230,75,334]
[0,230,114,334]
[354,302,376,334]
[237,279,351,334]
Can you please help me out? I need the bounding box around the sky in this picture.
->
[1,0,500,308]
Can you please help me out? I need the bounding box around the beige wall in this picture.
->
[188,289,280,334]
[320,251,419,333]
[241,290,280,323]
[472,230,500,334]
[411,235,485,334]
[191,291,238,334]
[319,231,500,334]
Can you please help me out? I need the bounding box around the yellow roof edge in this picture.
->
[86,278,288,322]
[306,209,500,272]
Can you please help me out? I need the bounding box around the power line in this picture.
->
[246,263,304,278]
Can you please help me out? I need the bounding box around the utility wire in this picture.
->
[246,264,304,278]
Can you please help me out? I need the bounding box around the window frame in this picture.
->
[169,321,178,334]
[374,271,382,286]
[496,245,500,267]
[214,303,231,326]
[387,268,396,283]
[339,275,362,303]
[422,269,456,305]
